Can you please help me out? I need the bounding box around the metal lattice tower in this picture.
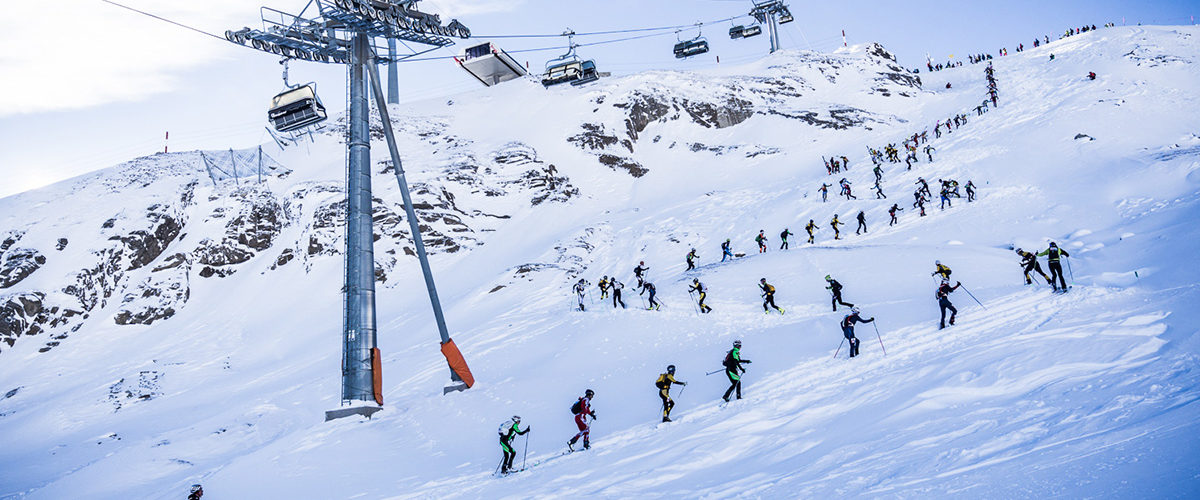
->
[750,0,794,53]
[226,0,476,416]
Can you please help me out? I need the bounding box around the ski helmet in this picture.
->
[1015,248,1023,254]
[825,275,832,281]
[640,261,645,265]
[585,389,594,398]
[190,485,203,494]
[942,278,950,285]
[760,278,766,282]
[852,306,861,314]
[1049,242,1058,247]
[935,260,941,265]
[693,278,699,283]
[512,415,522,422]
[733,340,742,347]
[667,365,676,374]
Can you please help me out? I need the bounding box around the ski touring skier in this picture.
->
[655,365,687,422]
[756,230,768,253]
[567,390,596,451]
[840,306,875,358]
[1038,242,1071,292]
[841,155,850,170]
[889,203,903,226]
[759,278,784,314]
[874,180,886,199]
[780,228,794,250]
[611,278,627,308]
[855,211,867,235]
[598,276,610,300]
[873,164,883,182]
[819,183,830,202]
[722,340,751,402]
[831,215,844,240]
[634,261,649,289]
[924,144,935,162]
[498,415,530,474]
[721,238,733,262]
[805,219,818,244]
[940,188,952,210]
[916,177,931,197]
[1016,248,1052,286]
[825,275,854,311]
[690,278,713,313]
[573,278,589,311]
[641,281,661,310]
[936,279,961,329]
[966,181,977,202]
[932,260,952,280]
[686,248,699,271]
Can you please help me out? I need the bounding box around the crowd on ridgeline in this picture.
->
[923,22,1109,73]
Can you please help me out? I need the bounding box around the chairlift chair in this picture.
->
[779,8,795,24]
[455,42,527,87]
[741,25,763,38]
[729,25,745,39]
[571,60,600,86]
[673,39,710,59]
[268,84,327,133]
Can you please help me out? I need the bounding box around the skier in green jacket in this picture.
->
[1038,242,1071,292]
[498,415,530,474]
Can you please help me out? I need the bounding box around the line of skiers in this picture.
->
[922,22,1107,73]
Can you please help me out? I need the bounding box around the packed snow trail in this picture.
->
[0,26,1198,499]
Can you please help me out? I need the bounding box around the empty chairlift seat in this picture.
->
[741,25,763,38]
[673,39,710,59]
[455,42,528,87]
[268,85,327,133]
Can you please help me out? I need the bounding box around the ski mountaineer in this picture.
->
[932,260,952,280]
[655,365,687,422]
[916,177,931,197]
[889,203,903,226]
[188,485,204,500]
[825,275,854,311]
[819,183,830,202]
[1038,242,1071,292]
[759,278,784,314]
[1016,248,1052,286]
[634,261,649,289]
[831,214,844,240]
[805,219,818,244]
[573,278,589,311]
[936,279,961,329]
[780,228,794,250]
[722,340,751,402]
[568,390,596,451]
[756,230,768,253]
[641,281,661,310]
[840,306,875,358]
[874,180,886,199]
[924,144,935,162]
[966,180,977,202]
[598,276,610,300]
[721,238,733,262]
[855,211,867,235]
[610,278,627,308]
[873,164,883,182]
[690,278,713,313]
[498,415,530,474]
[686,248,699,271]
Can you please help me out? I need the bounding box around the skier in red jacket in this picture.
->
[568,389,596,451]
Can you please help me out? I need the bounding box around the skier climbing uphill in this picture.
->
[756,230,768,253]
[760,278,784,314]
[840,306,875,358]
[572,278,588,311]
[1038,242,1071,292]
[932,260,952,280]
[610,278,627,308]
[805,219,818,244]
[686,248,698,271]
[641,281,661,310]
[498,415,530,474]
[722,340,751,402]
[780,228,794,250]
[831,215,844,240]
[1016,248,1051,286]
[825,275,854,311]
[937,279,961,329]
[690,278,712,313]
[634,261,649,288]
[568,389,596,451]
[655,365,687,422]
[721,239,733,262]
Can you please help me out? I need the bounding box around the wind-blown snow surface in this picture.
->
[2,26,1200,499]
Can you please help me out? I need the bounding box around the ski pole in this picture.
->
[522,432,529,471]
[1065,256,1075,284]
[706,369,723,376]
[873,322,887,356]
[495,455,504,475]
[833,338,845,359]
[960,284,987,309]
[688,291,699,315]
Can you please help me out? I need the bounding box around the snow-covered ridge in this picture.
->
[1,26,1199,499]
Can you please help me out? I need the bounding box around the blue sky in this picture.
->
[0,0,1193,198]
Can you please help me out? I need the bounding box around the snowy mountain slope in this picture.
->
[1,25,1200,499]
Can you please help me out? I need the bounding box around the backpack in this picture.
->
[765,284,775,294]
[655,374,668,389]
[570,399,582,415]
